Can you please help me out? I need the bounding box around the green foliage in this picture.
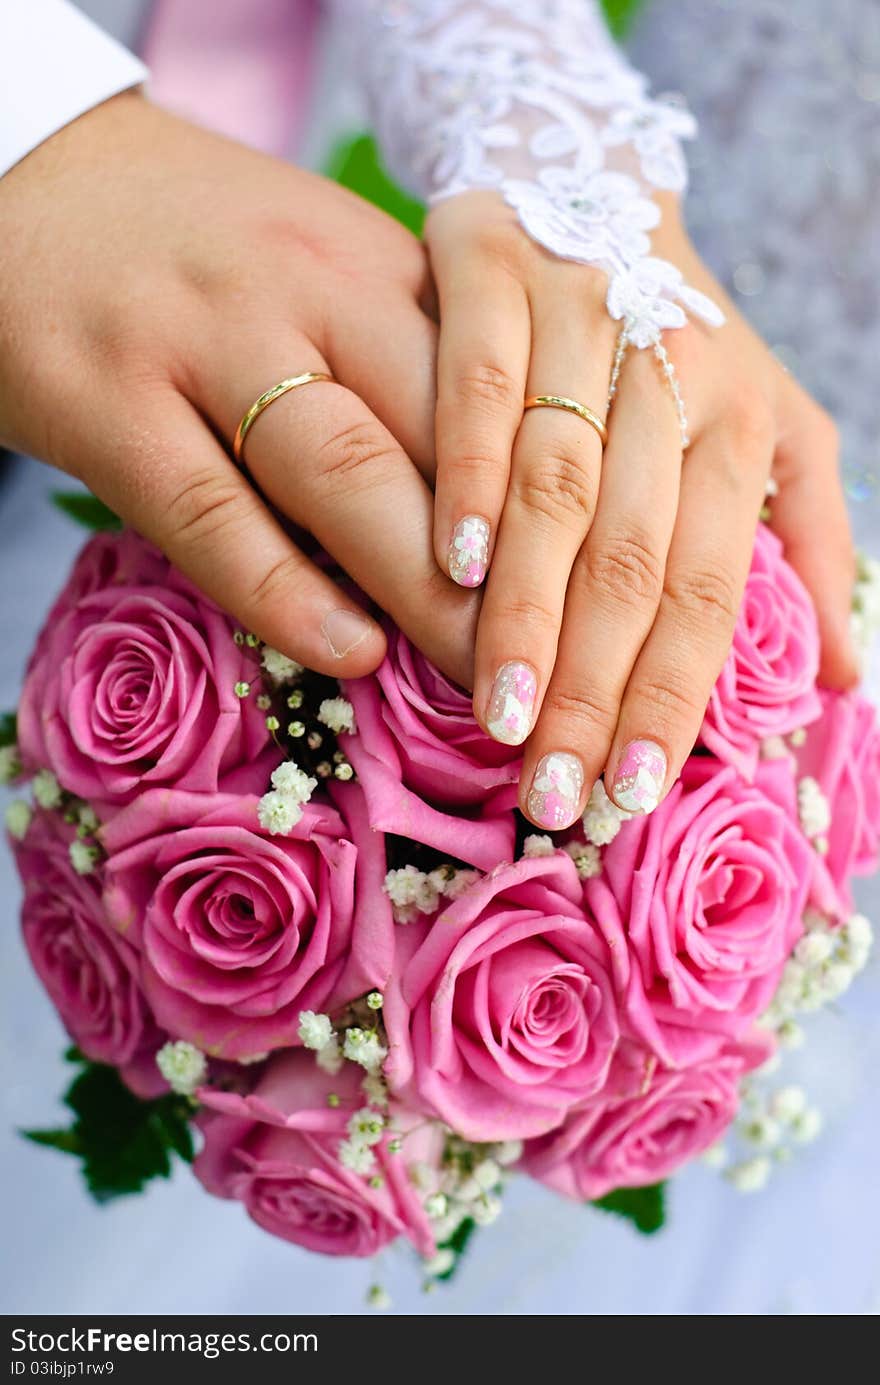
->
[51,490,121,532]
[326,134,426,235]
[0,711,16,748]
[435,1215,478,1281]
[22,1050,194,1203]
[602,0,644,39]
[592,1182,666,1234]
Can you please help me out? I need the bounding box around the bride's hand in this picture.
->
[0,92,479,687]
[426,189,858,827]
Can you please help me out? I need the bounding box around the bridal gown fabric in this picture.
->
[2,0,879,1314]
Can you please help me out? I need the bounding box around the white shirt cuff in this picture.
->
[0,0,148,178]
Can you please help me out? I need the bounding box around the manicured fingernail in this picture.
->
[527,752,584,830]
[448,515,490,587]
[610,740,667,815]
[486,661,537,745]
[322,608,372,659]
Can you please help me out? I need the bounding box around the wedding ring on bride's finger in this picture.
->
[233,371,336,464]
[523,394,608,449]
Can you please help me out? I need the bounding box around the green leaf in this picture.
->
[22,1052,195,1204]
[601,0,645,38]
[22,1128,83,1155]
[326,135,426,235]
[51,490,122,532]
[0,712,16,748]
[434,1215,478,1282]
[592,1182,666,1235]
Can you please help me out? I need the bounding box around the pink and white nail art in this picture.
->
[611,740,667,814]
[527,752,584,830]
[486,662,537,746]
[448,515,490,588]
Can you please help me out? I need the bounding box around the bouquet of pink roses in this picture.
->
[4,511,878,1291]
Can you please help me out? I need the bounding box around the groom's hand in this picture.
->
[0,92,479,686]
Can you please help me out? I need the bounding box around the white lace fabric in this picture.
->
[342,0,725,352]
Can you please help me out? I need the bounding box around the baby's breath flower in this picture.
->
[77,803,99,834]
[32,769,63,810]
[315,1035,344,1075]
[317,697,356,735]
[523,833,555,858]
[437,868,481,901]
[492,1139,523,1167]
[0,744,21,784]
[701,1143,728,1170]
[233,681,251,700]
[257,790,302,836]
[343,1028,387,1073]
[261,647,303,684]
[347,1108,385,1147]
[383,866,441,923]
[69,840,100,876]
[366,991,384,1010]
[726,1155,772,1193]
[563,839,602,880]
[769,1086,807,1124]
[790,1107,823,1143]
[424,1192,448,1220]
[424,1249,455,1277]
[156,1040,207,1096]
[338,1138,376,1175]
[794,932,834,968]
[797,776,831,839]
[367,1285,391,1311]
[334,763,354,782]
[270,761,317,804]
[4,800,32,841]
[740,1114,782,1149]
[297,1011,334,1051]
[471,1193,502,1226]
[361,1072,389,1108]
[759,735,792,762]
[582,780,631,847]
[777,1019,805,1050]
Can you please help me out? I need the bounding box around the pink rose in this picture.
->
[345,628,521,805]
[101,783,394,1060]
[13,809,159,1067]
[384,855,624,1141]
[524,1035,770,1200]
[701,524,821,778]
[795,689,880,918]
[37,530,170,634]
[342,630,517,871]
[195,1050,438,1257]
[590,757,809,1067]
[17,546,274,813]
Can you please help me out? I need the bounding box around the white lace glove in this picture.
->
[341,0,724,357]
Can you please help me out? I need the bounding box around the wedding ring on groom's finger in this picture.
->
[233,372,336,464]
[523,394,608,449]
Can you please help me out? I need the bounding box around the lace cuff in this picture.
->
[340,0,724,355]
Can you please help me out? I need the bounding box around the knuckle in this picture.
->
[583,531,664,606]
[315,419,397,486]
[665,563,740,628]
[541,684,616,736]
[453,361,521,415]
[632,670,707,728]
[494,593,560,636]
[166,469,246,547]
[473,219,529,274]
[515,452,596,527]
[719,392,775,455]
[246,553,304,614]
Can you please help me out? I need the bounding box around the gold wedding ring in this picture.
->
[523,394,608,448]
[233,372,336,463]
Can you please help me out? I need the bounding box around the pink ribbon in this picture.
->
[141,0,320,157]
